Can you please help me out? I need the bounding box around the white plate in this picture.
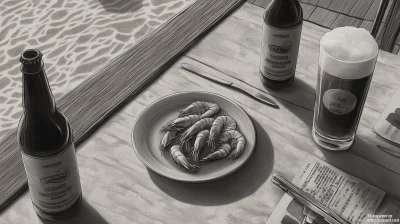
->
[131,91,256,182]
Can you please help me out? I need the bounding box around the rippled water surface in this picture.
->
[0,0,194,138]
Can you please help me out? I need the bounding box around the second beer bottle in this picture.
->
[260,0,303,89]
[17,49,82,221]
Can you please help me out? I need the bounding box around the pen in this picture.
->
[272,173,349,224]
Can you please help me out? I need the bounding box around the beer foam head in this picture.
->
[319,27,378,79]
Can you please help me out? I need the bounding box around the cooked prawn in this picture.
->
[170,145,199,172]
[162,115,202,131]
[217,130,246,160]
[179,118,214,150]
[159,131,177,155]
[191,130,210,163]
[200,143,231,162]
[208,116,237,150]
[179,101,220,118]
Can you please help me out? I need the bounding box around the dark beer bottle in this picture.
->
[260,0,303,89]
[17,49,82,221]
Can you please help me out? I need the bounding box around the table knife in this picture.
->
[272,173,349,224]
[181,63,279,108]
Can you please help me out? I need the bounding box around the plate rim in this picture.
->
[131,91,256,183]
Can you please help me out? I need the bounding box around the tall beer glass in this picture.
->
[312,27,378,150]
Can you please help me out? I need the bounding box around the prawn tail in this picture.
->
[174,159,191,172]
[199,153,215,162]
[192,152,199,163]
[190,147,197,155]
[159,144,168,156]
[211,139,219,152]
[161,120,180,131]
[172,156,197,172]
[199,157,208,162]
[227,151,237,160]
[160,133,177,156]
[161,120,172,131]
[190,147,195,155]
[207,139,212,148]
[228,146,244,160]
[177,159,199,172]
[207,139,215,151]
[188,164,200,172]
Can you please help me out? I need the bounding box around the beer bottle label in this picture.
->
[21,144,81,213]
[260,23,302,81]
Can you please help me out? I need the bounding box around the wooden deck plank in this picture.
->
[365,0,380,20]
[317,0,332,8]
[397,31,400,45]
[360,21,385,38]
[349,0,374,19]
[360,20,374,31]
[377,22,386,44]
[300,3,317,20]
[328,0,358,15]
[308,7,338,28]
[300,0,316,4]
[393,44,400,54]
[379,0,400,51]
[253,0,272,8]
[383,0,394,22]
[305,0,319,5]
[331,14,362,29]
[248,0,400,55]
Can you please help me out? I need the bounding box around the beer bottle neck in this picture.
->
[279,0,294,5]
[21,60,57,118]
[265,0,302,28]
[18,49,67,154]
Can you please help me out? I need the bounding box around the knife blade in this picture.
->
[181,63,279,108]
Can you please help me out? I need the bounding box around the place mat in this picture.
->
[0,0,245,211]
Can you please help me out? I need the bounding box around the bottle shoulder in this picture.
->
[264,0,303,29]
[17,110,73,158]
